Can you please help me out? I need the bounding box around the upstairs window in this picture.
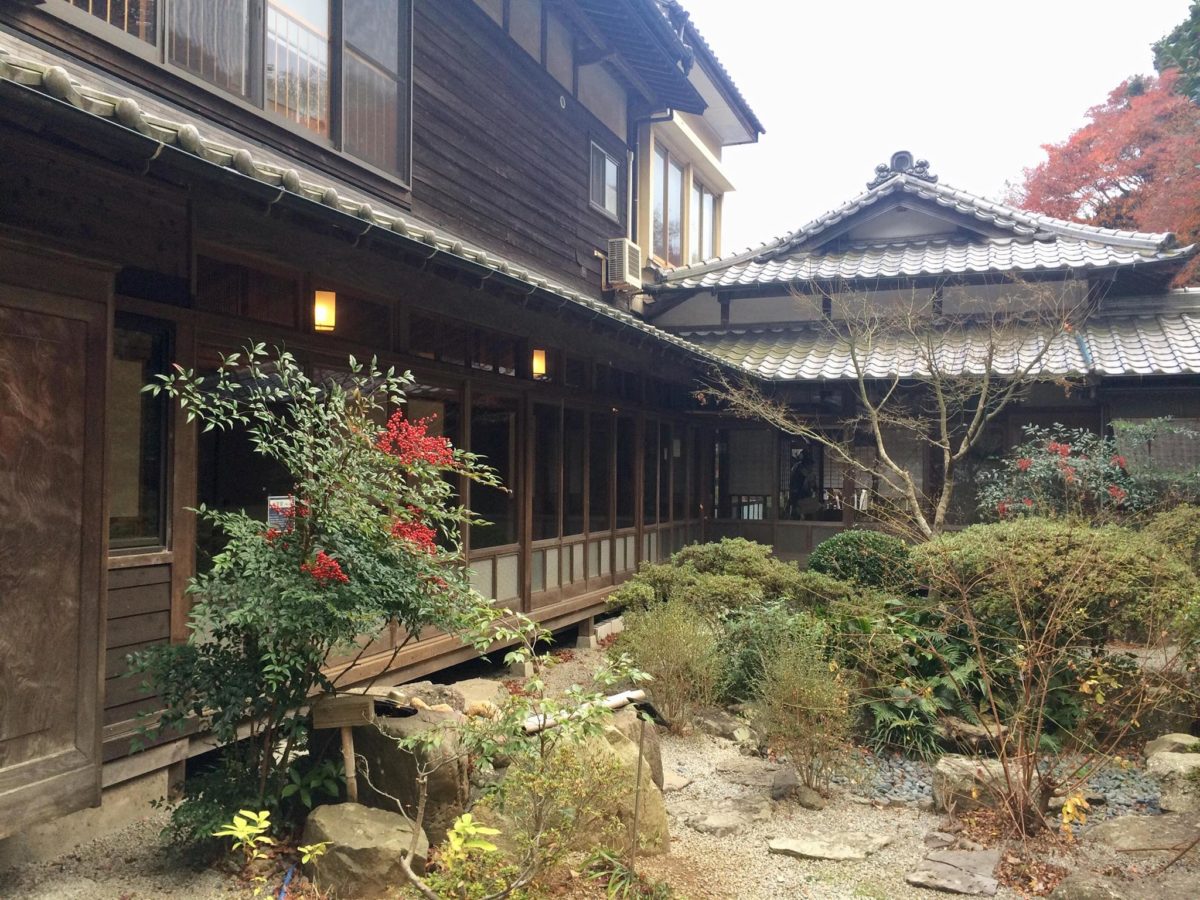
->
[73,0,157,42]
[590,142,621,219]
[651,145,684,266]
[66,0,412,180]
[690,180,716,263]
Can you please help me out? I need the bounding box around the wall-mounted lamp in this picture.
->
[531,348,547,379]
[313,290,337,332]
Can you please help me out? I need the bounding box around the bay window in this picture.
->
[65,0,412,179]
[651,141,719,267]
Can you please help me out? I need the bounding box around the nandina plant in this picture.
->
[977,420,1200,522]
[131,345,501,846]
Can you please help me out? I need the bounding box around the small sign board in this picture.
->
[267,495,293,529]
[312,693,376,730]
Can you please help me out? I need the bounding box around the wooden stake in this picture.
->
[341,725,358,802]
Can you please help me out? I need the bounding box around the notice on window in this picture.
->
[267,495,294,529]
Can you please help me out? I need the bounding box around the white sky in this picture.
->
[682,0,1193,254]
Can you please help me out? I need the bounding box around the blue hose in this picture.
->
[277,863,296,900]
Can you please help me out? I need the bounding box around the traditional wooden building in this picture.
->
[645,151,1200,553]
[0,0,761,842]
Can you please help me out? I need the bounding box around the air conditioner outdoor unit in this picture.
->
[606,237,642,291]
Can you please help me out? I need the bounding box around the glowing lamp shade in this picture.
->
[531,348,547,379]
[313,290,337,332]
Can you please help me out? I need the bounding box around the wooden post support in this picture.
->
[312,693,376,804]
[575,615,598,650]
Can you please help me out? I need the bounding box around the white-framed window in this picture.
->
[590,142,621,219]
[690,179,716,263]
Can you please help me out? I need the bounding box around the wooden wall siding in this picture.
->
[103,565,171,728]
[410,2,627,298]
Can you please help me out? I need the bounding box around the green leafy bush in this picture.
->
[806,529,914,592]
[911,517,1199,641]
[615,598,722,727]
[719,602,813,703]
[755,618,851,790]
[1145,504,1200,575]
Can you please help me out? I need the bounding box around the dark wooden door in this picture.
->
[0,240,111,839]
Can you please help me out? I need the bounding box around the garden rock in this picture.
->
[586,724,670,854]
[611,706,664,790]
[302,803,429,899]
[381,679,465,711]
[933,754,1007,813]
[694,708,744,740]
[767,831,892,861]
[1086,811,1200,851]
[1146,733,1199,755]
[770,767,827,809]
[1052,871,1199,900]
[352,708,469,845]
[905,848,1000,896]
[936,716,1008,753]
[1147,751,1200,812]
[685,797,773,836]
[451,677,507,710]
[715,756,779,787]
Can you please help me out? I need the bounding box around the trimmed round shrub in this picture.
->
[807,529,914,592]
[911,518,1200,642]
[1144,504,1200,576]
[671,537,778,579]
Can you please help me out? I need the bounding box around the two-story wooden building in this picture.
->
[0,0,762,843]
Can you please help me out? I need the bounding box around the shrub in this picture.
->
[755,619,851,790]
[807,529,914,592]
[1145,504,1200,576]
[670,537,777,579]
[615,598,722,727]
[133,346,500,847]
[718,602,813,703]
[911,517,1199,642]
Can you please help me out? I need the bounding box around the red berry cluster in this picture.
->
[391,515,438,554]
[301,550,349,585]
[1016,457,1032,472]
[1110,455,1127,469]
[1107,484,1128,503]
[376,412,456,468]
[1047,441,1072,458]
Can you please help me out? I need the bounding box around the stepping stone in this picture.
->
[906,848,1000,896]
[715,757,779,787]
[685,798,771,836]
[767,832,893,861]
[1086,812,1200,851]
[663,771,693,793]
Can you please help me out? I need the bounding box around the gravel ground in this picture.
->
[642,731,1022,900]
[0,812,245,900]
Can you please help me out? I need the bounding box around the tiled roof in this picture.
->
[656,172,1193,289]
[654,0,765,136]
[663,236,1189,289]
[679,303,1200,381]
[0,41,746,376]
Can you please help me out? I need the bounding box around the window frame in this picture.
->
[589,141,622,222]
[47,0,414,188]
[650,138,712,269]
[690,178,716,264]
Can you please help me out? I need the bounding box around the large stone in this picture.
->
[1147,750,1200,811]
[905,848,1000,896]
[1086,811,1200,852]
[770,767,826,809]
[352,708,469,846]
[768,831,892,861]
[694,708,744,740]
[611,706,664,790]
[302,803,429,899]
[663,771,693,793]
[1052,871,1200,900]
[936,716,1008,754]
[590,725,670,854]
[452,678,507,709]
[1146,733,1200,756]
[379,680,466,711]
[932,754,1009,813]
